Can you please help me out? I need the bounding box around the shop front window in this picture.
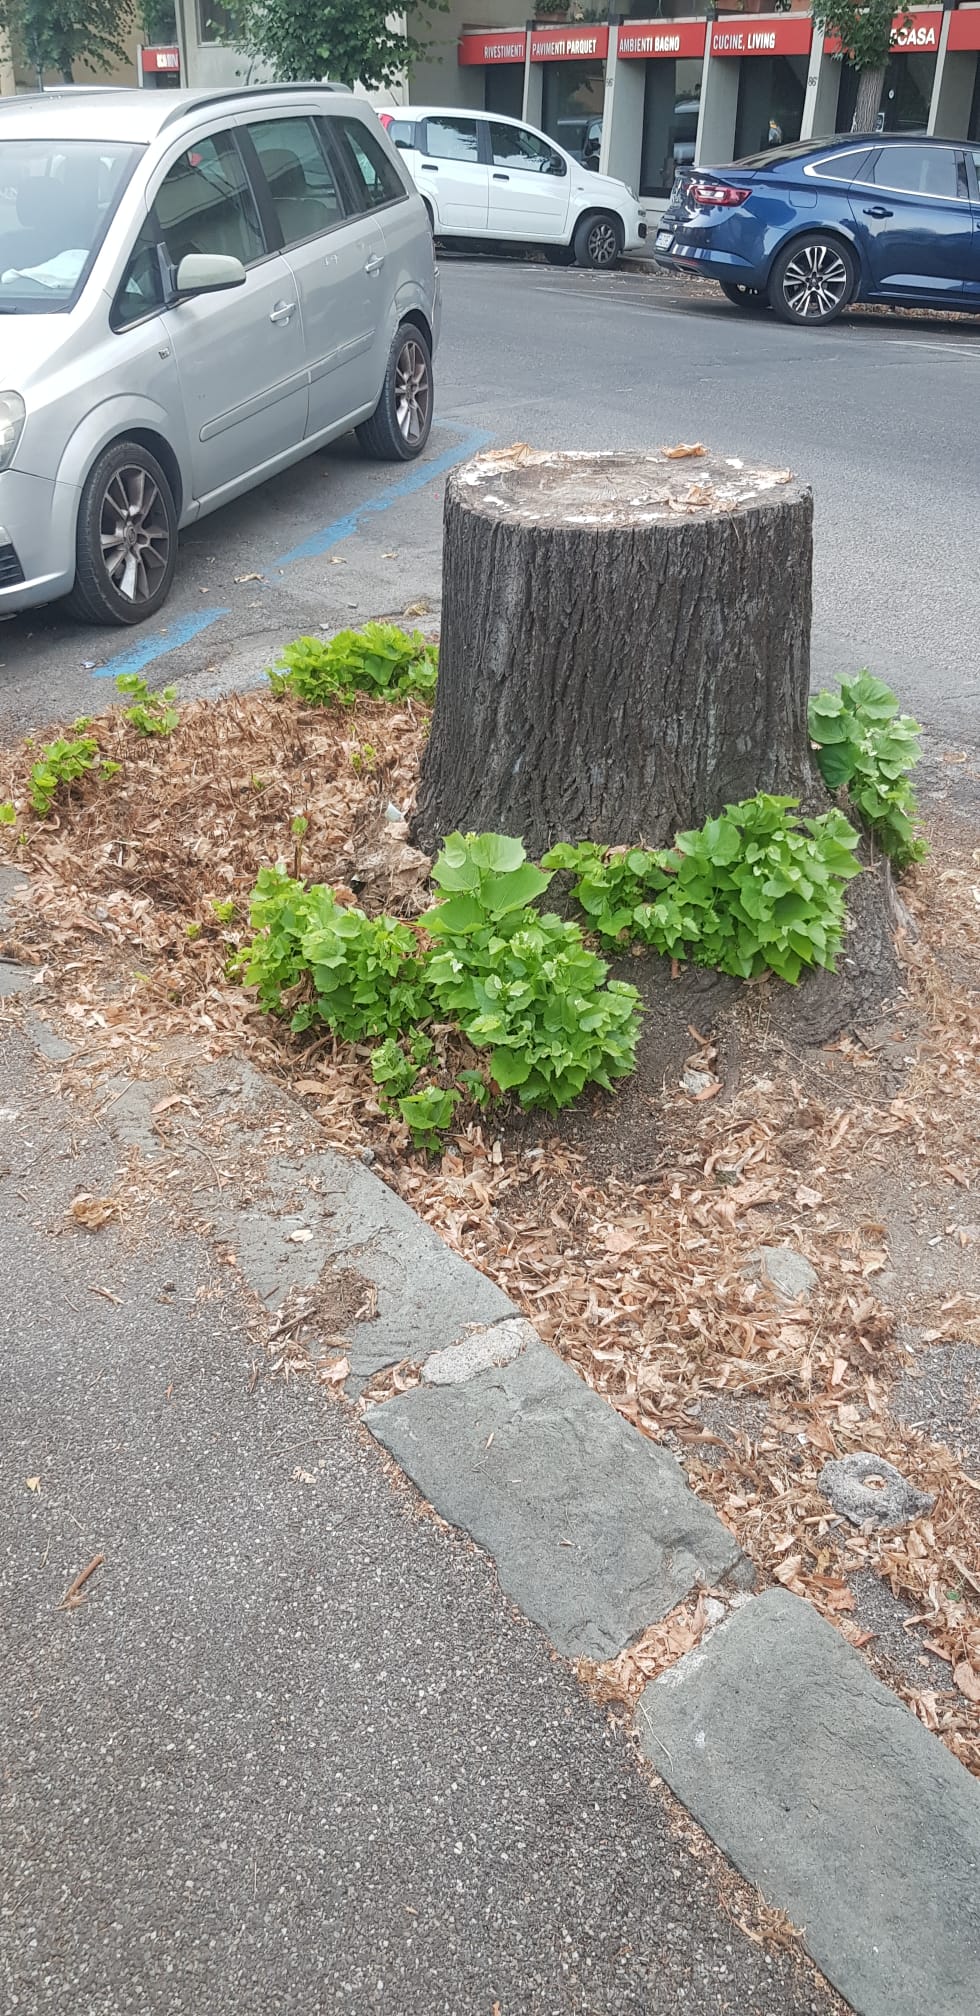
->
[541,61,606,163]
[734,56,808,158]
[971,62,980,143]
[485,67,524,120]
[640,59,703,198]
[836,53,937,133]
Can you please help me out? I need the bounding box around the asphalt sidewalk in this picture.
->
[0,1022,840,2016]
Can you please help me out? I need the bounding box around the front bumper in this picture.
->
[0,468,77,613]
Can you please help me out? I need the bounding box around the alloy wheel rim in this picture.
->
[588,220,618,267]
[100,466,170,605]
[782,243,848,320]
[394,339,431,445]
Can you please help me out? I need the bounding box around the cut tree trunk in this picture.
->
[413,447,818,858]
[852,67,886,134]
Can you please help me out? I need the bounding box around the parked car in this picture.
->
[0,85,438,625]
[379,106,645,269]
[654,134,980,325]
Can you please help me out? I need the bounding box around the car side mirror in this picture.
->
[175,252,246,296]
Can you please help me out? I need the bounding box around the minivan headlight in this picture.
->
[0,392,26,470]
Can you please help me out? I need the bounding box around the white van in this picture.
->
[380,107,646,269]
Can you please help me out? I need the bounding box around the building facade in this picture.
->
[174,4,980,219]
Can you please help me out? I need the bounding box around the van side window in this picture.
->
[331,117,406,212]
[154,131,265,270]
[247,116,344,246]
[112,212,165,330]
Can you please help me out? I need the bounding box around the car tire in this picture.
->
[65,439,178,627]
[356,322,434,462]
[573,212,623,271]
[719,282,769,311]
[767,234,855,326]
[544,245,575,267]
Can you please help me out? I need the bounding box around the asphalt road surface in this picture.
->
[0,259,977,750]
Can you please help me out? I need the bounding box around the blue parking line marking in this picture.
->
[91,607,230,679]
[272,425,492,569]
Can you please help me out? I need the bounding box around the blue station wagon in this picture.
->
[655,134,980,324]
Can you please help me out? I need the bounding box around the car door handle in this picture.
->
[420,163,438,173]
[493,172,510,182]
[863,205,893,218]
[269,299,296,325]
[364,253,385,275]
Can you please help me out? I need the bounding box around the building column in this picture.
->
[694,48,739,167]
[928,9,977,135]
[522,22,543,126]
[801,24,841,139]
[598,25,644,191]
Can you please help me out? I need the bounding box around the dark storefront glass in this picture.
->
[640,59,703,197]
[733,56,808,158]
[484,66,524,120]
[967,57,980,142]
[541,61,606,162]
[836,53,937,133]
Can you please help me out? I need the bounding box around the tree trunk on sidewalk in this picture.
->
[852,65,886,133]
[413,447,818,859]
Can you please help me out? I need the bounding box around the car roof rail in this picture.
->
[158,80,352,132]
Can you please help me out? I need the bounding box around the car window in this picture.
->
[154,131,265,270]
[386,119,416,150]
[112,211,165,330]
[809,148,872,184]
[489,123,566,178]
[248,116,344,246]
[422,117,481,163]
[970,148,980,196]
[872,145,958,199]
[332,117,406,211]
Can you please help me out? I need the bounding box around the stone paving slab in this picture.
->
[367,1334,752,1660]
[636,1587,980,2016]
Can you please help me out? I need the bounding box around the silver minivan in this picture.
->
[0,86,439,624]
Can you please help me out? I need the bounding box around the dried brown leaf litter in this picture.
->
[1,691,977,1771]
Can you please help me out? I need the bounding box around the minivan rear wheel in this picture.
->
[768,235,855,326]
[66,439,177,626]
[357,323,433,462]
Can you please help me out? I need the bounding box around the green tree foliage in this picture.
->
[812,2,912,131]
[0,0,133,84]
[235,0,442,91]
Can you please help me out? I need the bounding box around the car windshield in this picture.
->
[0,138,141,313]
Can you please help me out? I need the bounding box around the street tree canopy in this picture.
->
[812,1,912,133]
[236,0,444,92]
[0,0,133,86]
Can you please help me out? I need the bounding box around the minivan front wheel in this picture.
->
[573,212,623,271]
[67,440,177,626]
[357,324,433,462]
[768,235,855,326]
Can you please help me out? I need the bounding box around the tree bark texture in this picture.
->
[852,66,886,134]
[413,448,816,858]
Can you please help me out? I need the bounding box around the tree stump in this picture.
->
[413,447,818,858]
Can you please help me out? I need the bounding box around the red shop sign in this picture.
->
[825,8,942,53]
[945,6,980,50]
[142,44,180,71]
[711,16,813,57]
[618,20,707,61]
[458,29,527,65]
[529,25,609,61]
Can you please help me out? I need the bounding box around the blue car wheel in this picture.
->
[768,234,856,327]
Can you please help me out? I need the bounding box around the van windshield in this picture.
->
[0,138,141,312]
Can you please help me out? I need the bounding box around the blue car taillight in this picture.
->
[688,180,751,209]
